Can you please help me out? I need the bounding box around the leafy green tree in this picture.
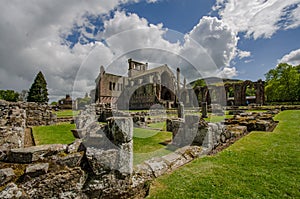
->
[192,79,206,88]
[50,101,58,106]
[0,90,19,102]
[265,63,300,102]
[27,71,49,103]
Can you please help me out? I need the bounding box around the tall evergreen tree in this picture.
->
[27,71,49,103]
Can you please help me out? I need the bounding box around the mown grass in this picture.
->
[53,110,80,118]
[147,122,166,131]
[148,110,300,198]
[133,128,173,165]
[32,123,76,145]
[245,109,268,113]
[204,114,233,123]
[32,123,172,165]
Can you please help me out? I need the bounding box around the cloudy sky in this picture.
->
[1,0,300,102]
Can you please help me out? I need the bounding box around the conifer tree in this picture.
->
[27,71,49,103]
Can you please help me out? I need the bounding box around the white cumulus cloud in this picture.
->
[0,0,137,101]
[237,50,251,59]
[214,0,300,39]
[187,16,239,69]
[278,49,300,65]
[0,1,241,102]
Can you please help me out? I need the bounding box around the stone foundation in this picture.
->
[0,103,281,198]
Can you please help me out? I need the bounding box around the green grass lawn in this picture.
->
[32,121,172,165]
[245,109,268,113]
[148,110,300,198]
[204,114,233,123]
[147,122,166,131]
[133,127,173,165]
[32,123,76,145]
[53,110,80,118]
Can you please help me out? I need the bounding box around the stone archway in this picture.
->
[241,80,254,105]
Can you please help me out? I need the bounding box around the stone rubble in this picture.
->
[0,102,281,198]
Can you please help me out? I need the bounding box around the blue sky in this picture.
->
[0,0,300,101]
[123,0,300,80]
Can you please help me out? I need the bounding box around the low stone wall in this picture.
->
[0,101,26,150]
[25,102,56,126]
[167,115,230,151]
[224,110,279,132]
[0,100,57,150]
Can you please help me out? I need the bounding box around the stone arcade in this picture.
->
[194,79,265,106]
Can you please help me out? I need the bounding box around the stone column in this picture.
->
[85,117,133,177]
[233,84,242,106]
[178,102,184,119]
[201,102,208,118]
[176,68,180,99]
[108,117,133,175]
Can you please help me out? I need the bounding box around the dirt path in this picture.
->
[24,127,35,147]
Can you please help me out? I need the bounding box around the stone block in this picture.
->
[25,163,49,178]
[108,117,133,144]
[118,142,133,174]
[144,157,168,178]
[133,163,154,180]
[86,147,119,176]
[57,152,84,168]
[7,144,67,163]
[67,139,84,153]
[20,167,85,199]
[0,168,15,186]
[227,125,247,137]
[161,152,188,170]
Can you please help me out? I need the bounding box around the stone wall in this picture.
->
[167,115,227,150]
[0,100,56,150]
[224,110,279,132]
[0,104,145,198]
[25,102,57,126]
[0,100,26,151]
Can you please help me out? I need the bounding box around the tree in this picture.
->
[0,90,19,102]
[27,71,49,103]
[265,63,300,102]
[192,79,206,88]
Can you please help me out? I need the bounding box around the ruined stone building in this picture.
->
[95,59,184,109]
[194,79,265,106]
[94,59,265,109]
[58,94,74,109]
